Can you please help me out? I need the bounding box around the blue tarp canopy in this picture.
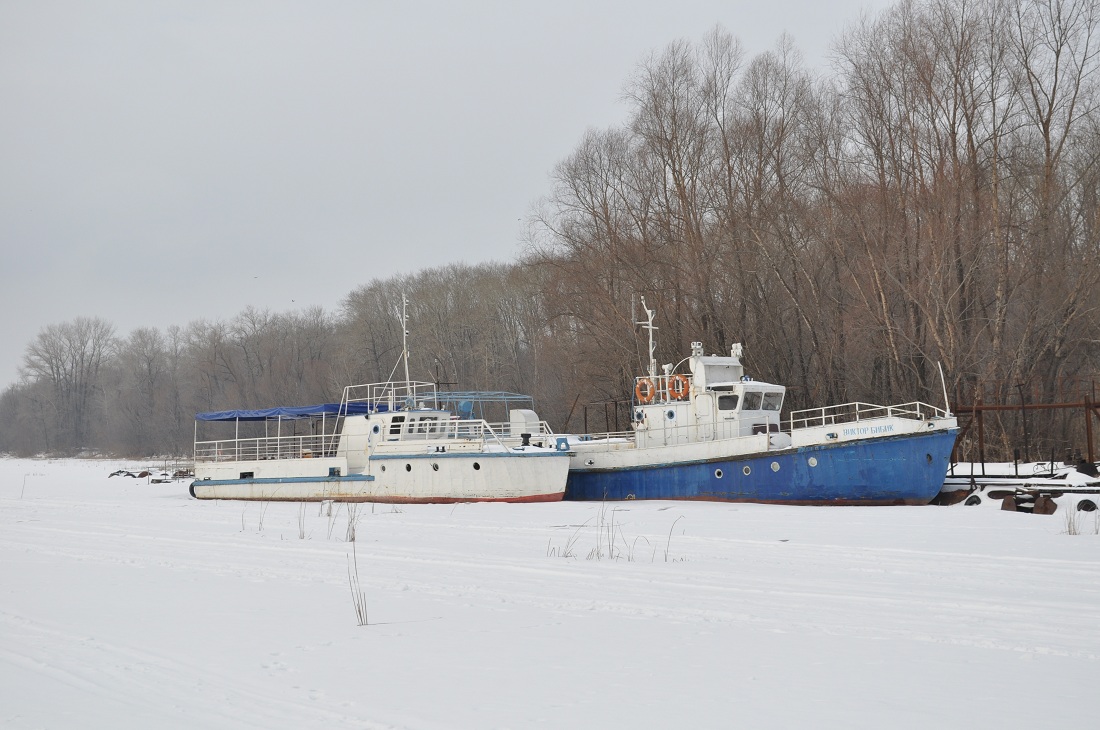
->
[196,402,378,422]
[196,391,531,422]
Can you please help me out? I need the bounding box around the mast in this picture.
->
[637,296,658,379]
[401,294,411,391]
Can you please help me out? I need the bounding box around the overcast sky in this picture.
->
[0,0,894,389]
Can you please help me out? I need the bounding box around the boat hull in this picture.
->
[191,451,569,503]
[564,429,958,505]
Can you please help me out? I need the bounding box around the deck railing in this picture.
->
[786,401,949,431]
[342,380,438,413]
[484,420,556,440]
[194,416,533,462]
[194,434,334,463]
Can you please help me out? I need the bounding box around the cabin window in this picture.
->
[717,394,740,411]
[762,392,783,411]
[389,415,405,436]
[742,391,763,410]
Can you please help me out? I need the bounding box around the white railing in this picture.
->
[786,401,948,431]
[568,430,640,442]
[558,431,637,453]
[406,418,511,450]
[196,416,522,463]
[195,434,334,463]
[484,420,557,440]
[342,380,438,412]
[396,417,497,443]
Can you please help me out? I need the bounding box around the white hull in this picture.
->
[192,446,570,503]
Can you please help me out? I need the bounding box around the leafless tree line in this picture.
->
[1,0,1097,459]
[0,306,339,456]
[531,0,1100,456]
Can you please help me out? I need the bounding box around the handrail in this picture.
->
[341,380,439,411]
[564,430,635,441]
[482,420,557,438]
[195,415,517,462]
[433,418,515,450]
[194,434,333,463]
[786,401,948,430]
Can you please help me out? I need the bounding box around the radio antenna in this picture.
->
[636,297,658,379]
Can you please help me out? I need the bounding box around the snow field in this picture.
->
[2,458,1099,729]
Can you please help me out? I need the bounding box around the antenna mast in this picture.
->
[937,361,951,416]
[401,294,411,391]
[637,296,658,379]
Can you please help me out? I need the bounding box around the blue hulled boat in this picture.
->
[563,304,958,505]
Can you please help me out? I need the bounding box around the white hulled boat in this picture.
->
[190,300,570,503]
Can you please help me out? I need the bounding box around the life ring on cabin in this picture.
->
[635,378,657,404]
[668,374,689,400]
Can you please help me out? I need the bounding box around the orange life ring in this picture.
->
[635,378,656,404]
[668,374,689,400]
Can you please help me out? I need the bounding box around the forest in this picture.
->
[2,0,1098,461]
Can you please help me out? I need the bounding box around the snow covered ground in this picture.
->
[3,458,1099,729]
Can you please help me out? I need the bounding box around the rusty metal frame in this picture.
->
[951,390,1099,466]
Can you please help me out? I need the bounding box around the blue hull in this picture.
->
[564,429,958,505]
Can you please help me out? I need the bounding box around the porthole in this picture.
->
[473,462,481,470]
[432,463,439,471]
[715,469,724,479]
[666,410,676,420]
[380,465,386,472]
[807,457,818,467]
[372,424,380,434]
[771,461,780,472]
[742,465,751,476]
[405,464,412,472]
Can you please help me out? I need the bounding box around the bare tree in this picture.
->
[20,317,116,451]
